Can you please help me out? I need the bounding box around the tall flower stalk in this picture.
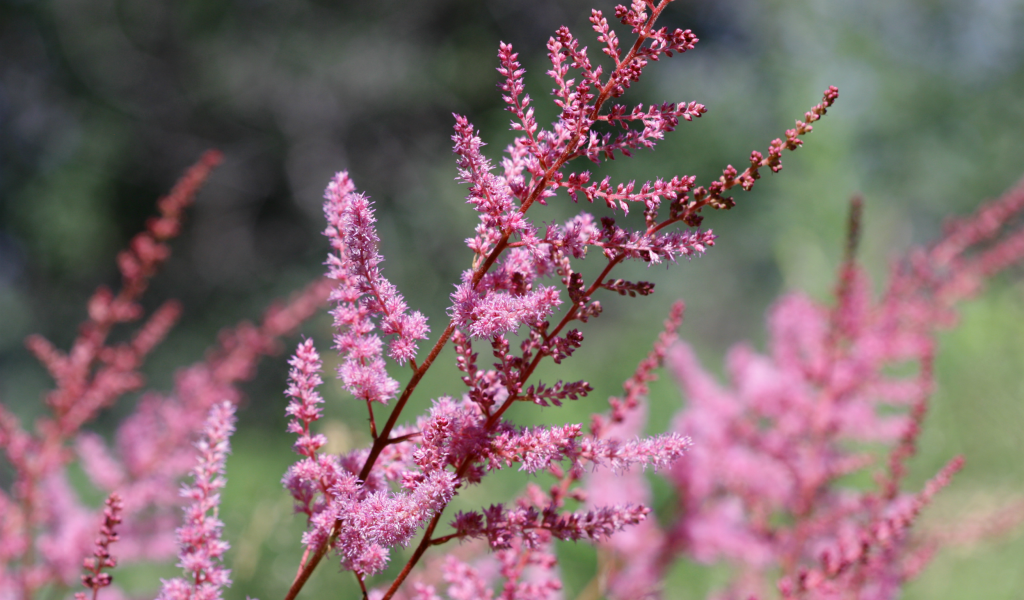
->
[6,2,1024,600]
[279,1,837,598]
[1,154,329,600]
[586,182,1024,599]
[157,402,237,600]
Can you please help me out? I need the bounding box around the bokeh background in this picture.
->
[2,0,1024,597]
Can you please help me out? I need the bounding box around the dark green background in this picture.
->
[2,0,1023,598]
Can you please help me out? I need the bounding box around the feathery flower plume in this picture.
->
[25,150,222,435]
[2,152,331,599]
[157,401,236,600]
[9,1,1024,599]
[72,278,331,566]
[324,172,429,408]
[591,179,1024,600]
[1,152,223,599]
[280,3,840,599]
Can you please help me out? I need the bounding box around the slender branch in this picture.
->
[356,573,369,600]
[489,253,624,427]
[387,431,421,445]
[429,533,459,546]
[285,544,329,600]
[366,400,378,440]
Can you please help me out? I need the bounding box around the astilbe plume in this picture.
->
[323,173,430,412]
[10,1,1023,600]
[0,152,220,598]
[0,155,329,600]
[156,401,237,600]
[276,1,838,599]
[586,179,1024,600]
[74,493,123,600]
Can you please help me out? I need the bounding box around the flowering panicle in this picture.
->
[274,326,451,580]
[575,301,688,599]
[280,337,345,523]
[387,542,561,600]
[283,397,466,577]
[453,116,528,254]
[284,339,327,459]
[415,306,694,599]
[588,179,1024,600]
[1,153,221,599]
[74,493,123,600]
[1,154,330,600]
[777,457,965,600]
[451,496,650,550]
[278,3,844,599]
[324,172,429,406]
[156,402,236,600]
[25,151,222,434]
[72,279,331,563]
[10,1,1024,599]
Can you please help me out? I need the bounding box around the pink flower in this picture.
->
[324,172,429,405]
[75,493,124,600]
[284,339,327,459]
[157,402,236,600]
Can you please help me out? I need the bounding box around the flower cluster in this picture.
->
[587,181,1024,599]
[157,402,237,600]
[324,172,430,410]
[1,155,328,600]
[4,2,1022,600]
[74,493,123,600]
[277,2,839,599]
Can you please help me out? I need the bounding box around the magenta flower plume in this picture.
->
[284,339,327,460]
[24,150,221,437]
[324,172,429,405]
[278,5,843,599]
[157,402,236,600]
[74,493,123,600]
[17,2,1024,600]
[66,278,331,572]
[586,181,1024,600]
[435,539,561,600]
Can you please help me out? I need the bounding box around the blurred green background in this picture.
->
[1,0,1023,598]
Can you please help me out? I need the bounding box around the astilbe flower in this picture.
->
[588,178,1024,600]
[2,2,848,599]
[0,152,219,598]
[11,1,1024,599]
[382,541,562,600]
[1,156,329,600]
[156,401,237,600]
[324,172,430,412]
[74,279,331,564]
[580,301,687,600]
[75,493,124,600]
[279,3,840,599]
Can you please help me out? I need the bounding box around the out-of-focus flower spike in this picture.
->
[156,401,236,600]
[932,176,1024,265]
[130,301,182,358]
[75,433,126,492]
[76,493,123,600]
